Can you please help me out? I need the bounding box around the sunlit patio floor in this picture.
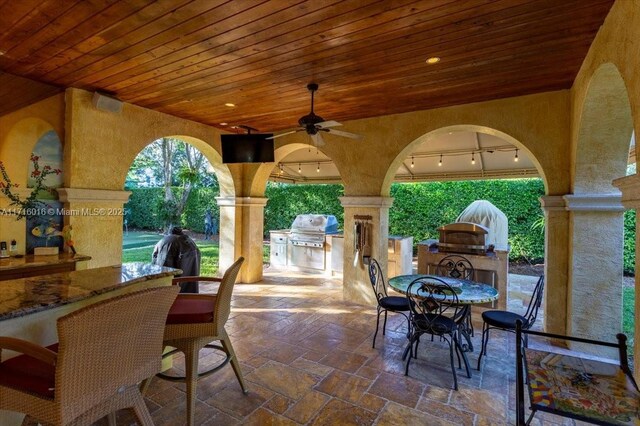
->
[103,270,595,425]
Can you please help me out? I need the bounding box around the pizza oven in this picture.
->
[437,222,490,255]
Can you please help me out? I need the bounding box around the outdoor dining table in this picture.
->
[388,274,499,353]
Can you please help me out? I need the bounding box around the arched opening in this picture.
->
[383,124,548,316]
[257,142,346,276]
[120,135,236,275]
[571,63,634,351]
[0,118,62,256]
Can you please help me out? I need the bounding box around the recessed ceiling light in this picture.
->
[426,57,440,64]
[219,122,228,126]
[225,103,236,107]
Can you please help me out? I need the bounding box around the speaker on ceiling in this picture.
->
[92,91,123,113]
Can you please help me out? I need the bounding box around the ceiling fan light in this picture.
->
[426,56,440,64]
[224,103,236,107]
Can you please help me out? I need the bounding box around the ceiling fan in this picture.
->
[268,83,363,146]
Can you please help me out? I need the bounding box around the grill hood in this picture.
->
[290,214,339,234]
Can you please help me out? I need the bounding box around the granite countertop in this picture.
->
[0,263,181,321]
[0,253,92,271]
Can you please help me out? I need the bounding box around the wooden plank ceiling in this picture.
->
[0,0,614,132]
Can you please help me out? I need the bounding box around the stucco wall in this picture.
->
[569,0,640,368]
[62,88,240,269]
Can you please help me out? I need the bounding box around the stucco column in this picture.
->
[614,174,640,380]
[216,196,267,283]
[339,196,393,305]
[565,193,624,356]
[539,196,569,335]
[57,188,131,268]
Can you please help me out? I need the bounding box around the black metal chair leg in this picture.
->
[455,335,472,378]
[372,308,382,348]
[404,335,418,374]
[382,310,388,336]
[449,337,458,391]
[477,322,489,370]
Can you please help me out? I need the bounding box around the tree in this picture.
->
[126,137,217,231]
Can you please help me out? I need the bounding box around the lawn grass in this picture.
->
[122,231,221,275]
[122,232,270,276]
[623,286,635,354]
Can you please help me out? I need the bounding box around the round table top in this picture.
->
[388,274,499,305]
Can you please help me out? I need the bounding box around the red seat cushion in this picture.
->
[0,343,58,399]
[166,296,215,324]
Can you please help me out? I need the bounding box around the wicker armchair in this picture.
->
[0,286,179,426]
[145,257,247,426]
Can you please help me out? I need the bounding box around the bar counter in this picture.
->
[0,253,92,281]
[0,262,180,322]
[0,263,181,425]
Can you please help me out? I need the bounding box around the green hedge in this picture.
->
[125,179,637,272]
[125,187,219,233]
[264,183,344,231]
[389,180,546,262]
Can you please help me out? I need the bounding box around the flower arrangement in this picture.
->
[0,154,62,219]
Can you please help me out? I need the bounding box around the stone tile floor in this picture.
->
[104,271,594,425]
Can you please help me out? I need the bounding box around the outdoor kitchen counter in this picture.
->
[0,253,91,281]
[0,263,181,425]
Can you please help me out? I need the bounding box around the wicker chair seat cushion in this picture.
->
[379,296,410,311]
[166,297,215,324]
[0,343,58,398]
[482,310,527,330]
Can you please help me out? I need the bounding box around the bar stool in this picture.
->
[0,286,178,426]
[144,257,247,426]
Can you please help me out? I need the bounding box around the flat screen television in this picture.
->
[221,133,275,163]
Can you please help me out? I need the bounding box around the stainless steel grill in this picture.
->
[287,214,338,270]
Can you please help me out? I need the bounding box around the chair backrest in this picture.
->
[213,257,245,332]
[368,258,388,303]
[55,286,179,421]
[523,275,545,329]
[406,276,463,335]
[435,255,474,280]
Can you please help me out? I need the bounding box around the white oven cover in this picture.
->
[455,200,509,250]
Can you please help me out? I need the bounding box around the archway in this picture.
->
[382,124,549,313]
[253,141,346,277]
[0,118,62,256]
[120,135,237,273]
[571,63,633,349]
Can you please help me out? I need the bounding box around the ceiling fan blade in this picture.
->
[316,120,342,128]
[266,128,303,139]
[326,128,363,139]
[310,133,325,146]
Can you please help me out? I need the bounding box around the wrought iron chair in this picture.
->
[0,286,179,426]
[435,254,476,339]
[404,276,471,390]
[143,257,248,426]
[477,275,544,370]
[515,321,639,425]
[368,258,411,348]
[434,254,475,280]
